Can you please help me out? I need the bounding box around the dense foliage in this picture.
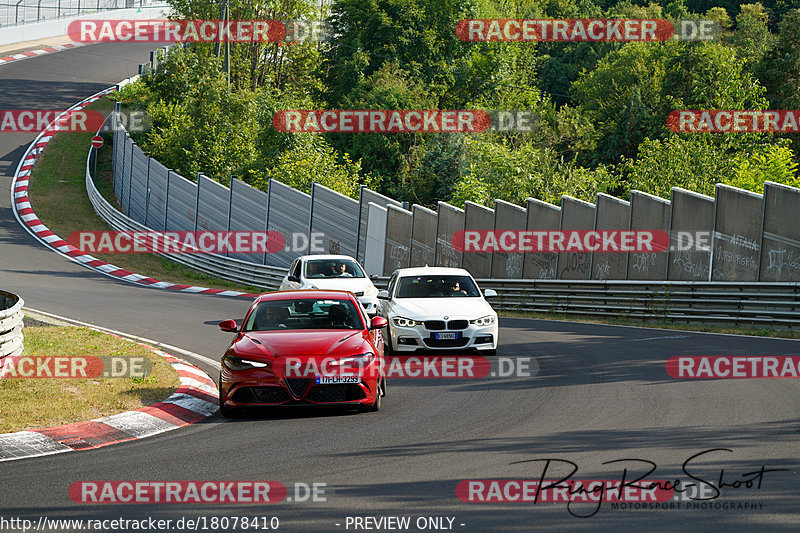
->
[116,0,800,206]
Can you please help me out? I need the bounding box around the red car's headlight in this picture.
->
[222,355,268,371]
[328,353,375,369]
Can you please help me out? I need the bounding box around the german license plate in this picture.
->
[434,332,458,340]
[315,375,360,384]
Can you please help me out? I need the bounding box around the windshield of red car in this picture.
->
[243,298,365,331]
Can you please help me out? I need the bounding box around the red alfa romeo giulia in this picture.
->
[217,290,387,417]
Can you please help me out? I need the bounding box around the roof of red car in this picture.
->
[254,290,358,303]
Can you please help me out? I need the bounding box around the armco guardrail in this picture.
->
[0,290,24,360]
[476,279,800,328]
[369,277,800,328]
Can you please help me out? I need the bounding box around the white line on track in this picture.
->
[24,307,221,370]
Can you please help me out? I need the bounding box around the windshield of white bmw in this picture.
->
[305,259,366,279]
[395,275,480,298]
[243,299,365,331]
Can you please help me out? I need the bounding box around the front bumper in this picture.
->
[220,367,380,409]
[388,322,498,352]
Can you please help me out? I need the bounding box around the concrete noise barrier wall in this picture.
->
[711,185,762,281]
[228,178,268,264]
[462,201,494,278]
[759,181,800,281]
[627,191,670,280]
[145,158,170,232]
[668,188,714,281]
[358,187,401,264]
[435,202,464,269]
[267,179,311,268]
[410,204,437,267]
[196,174,230,232]
[383,205,413,275]
[557,196,595,280]
[591,194,630,280]
[491,199,526,279]
[128,146,149,225]
[364,203,388,275]
[311,183,359,257]
[523,198,560,280]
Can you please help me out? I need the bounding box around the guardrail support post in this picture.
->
[194,173,201,232]
[164,170,171,231]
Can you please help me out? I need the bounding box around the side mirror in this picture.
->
[377,290,389,300]
[287,275,301,283]
[483,289,497,298]
[218,319,238,332]
[370,274,379,281]
[370,316,388,330]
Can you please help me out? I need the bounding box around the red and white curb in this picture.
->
[0,43,87,66]
[10,87,259,300]
[0,336,218,462]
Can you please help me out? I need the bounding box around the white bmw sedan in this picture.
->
[279,255,381,315]
[378,267,498,354]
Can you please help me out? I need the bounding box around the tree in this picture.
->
[731,3,774,69]
[323,0,477,108]
[758,8,800,109]
[252,135,370,198]
[621,134,798,198]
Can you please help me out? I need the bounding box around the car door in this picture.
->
[280,260,297,290]
[381,272,398,317]
[283,259,303,290]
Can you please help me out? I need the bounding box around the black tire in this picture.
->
[363,378,384,412]
[383,326,395,355]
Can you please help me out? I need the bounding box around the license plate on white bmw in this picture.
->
[315,375,360,384]
[434,332,458,340]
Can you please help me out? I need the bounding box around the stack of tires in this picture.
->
[0,290,24,365]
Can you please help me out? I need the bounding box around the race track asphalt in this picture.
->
[0,42,799,532]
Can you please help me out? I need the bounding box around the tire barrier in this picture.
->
[0,291,24,361]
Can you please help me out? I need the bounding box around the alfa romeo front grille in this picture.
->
[285,378,311,398]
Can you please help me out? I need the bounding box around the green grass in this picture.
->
[0,324,180,433]
[27,97,265,294]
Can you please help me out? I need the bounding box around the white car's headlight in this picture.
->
[222,355,268,371]
[393,316,420,327]
[469,315,496,326]
[363,284,379,297]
